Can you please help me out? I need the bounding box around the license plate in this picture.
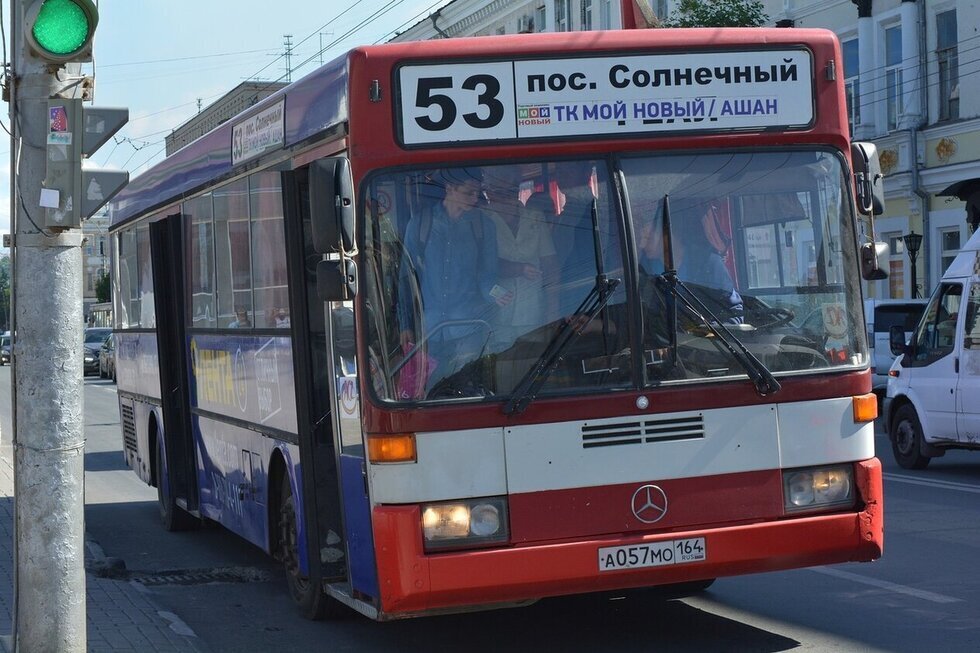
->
[598,537,706,571]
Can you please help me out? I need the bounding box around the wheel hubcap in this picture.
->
[895,420,916,455]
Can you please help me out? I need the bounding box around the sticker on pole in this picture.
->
[48,105,71,145]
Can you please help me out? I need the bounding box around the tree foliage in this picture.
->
[95,271,111,303]
[663,0,769,28]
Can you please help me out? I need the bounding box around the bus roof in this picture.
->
[110,53,349,227]
[110,27,841,229]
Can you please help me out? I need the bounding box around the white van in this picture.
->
[864,298,927,398]
[884,228,980,468]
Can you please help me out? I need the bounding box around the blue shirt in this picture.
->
[399,204,499,339]
[641,249,743,321]
[552,195,599,315]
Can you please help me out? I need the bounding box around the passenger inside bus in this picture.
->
[637,198,743,324]
[482,165,558,345]
[552,160,602,316]
[396,168,509,398]
[228,306,252,328]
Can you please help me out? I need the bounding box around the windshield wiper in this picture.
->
[504,199,621,415]
[658,194,780,396]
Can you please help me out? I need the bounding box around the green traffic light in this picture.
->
[31,0,91,56]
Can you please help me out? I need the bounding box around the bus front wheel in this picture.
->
[278,475,336,620]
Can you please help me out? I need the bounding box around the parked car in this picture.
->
[99,333,115,381]
[84,327,112,376]
[0,332,10,366]
[864,298,927,399]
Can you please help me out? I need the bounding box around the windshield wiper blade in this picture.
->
[657,193,779,396]
[504,196,621,414]
[503,275,620,415]
[659,274,780,395]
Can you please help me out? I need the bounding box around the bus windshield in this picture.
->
[364,150,867,404]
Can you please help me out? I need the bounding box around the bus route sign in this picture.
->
[398,49,814,146]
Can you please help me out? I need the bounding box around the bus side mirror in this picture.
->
[852,142,885,216]
[860,241,888,281]
[889,324,908,356]
[310,158,356,255]
[317,258,357,302]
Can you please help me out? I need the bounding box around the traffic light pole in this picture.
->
[10,0,87,649]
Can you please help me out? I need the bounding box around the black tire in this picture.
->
[655,578,716,599]
[890,404,931,470]
[278,475,338,620]
[156,440,199,531]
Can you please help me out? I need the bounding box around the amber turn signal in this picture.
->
[367,434,417,463]
[852,393,878,423]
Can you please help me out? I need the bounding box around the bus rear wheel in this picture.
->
[278,475,336,620]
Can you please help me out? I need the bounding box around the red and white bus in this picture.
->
[111,27,885,620]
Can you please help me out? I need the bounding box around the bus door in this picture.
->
[150,214,199,514]
[282,167,372,594]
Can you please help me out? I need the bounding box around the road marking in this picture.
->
[810,567,961,604]
[883,472,980,494]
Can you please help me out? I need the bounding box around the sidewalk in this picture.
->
[0,441,207,652]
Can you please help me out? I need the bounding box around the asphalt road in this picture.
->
[2,366,980,652]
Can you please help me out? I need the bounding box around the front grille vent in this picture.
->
[582,415,704,449]
[121,403,137,453]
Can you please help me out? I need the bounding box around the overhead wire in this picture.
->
[107,5,980,173]
[120,0,415,170]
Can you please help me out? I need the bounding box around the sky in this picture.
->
[0,0,453,245]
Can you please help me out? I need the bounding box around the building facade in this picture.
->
[767,0,979,301]
[392,0,979,301]
[165,81,288,156]
[390,0,633,41]
[82,211,110,324]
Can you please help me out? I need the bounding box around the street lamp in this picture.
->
[903,231,923,298]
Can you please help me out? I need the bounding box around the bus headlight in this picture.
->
[421,497,508,551]
[783,465,854,513]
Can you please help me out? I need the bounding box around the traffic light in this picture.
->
[24,0,98,64]
[43,98,128,229]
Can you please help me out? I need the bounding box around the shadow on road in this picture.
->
[84,450,129,472]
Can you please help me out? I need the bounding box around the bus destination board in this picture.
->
[398,49,814,146]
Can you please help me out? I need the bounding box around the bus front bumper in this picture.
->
[371,458,883,618]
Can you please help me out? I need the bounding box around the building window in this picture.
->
[940,228,961,274]
[555,0,570,31]
[886,232,905,298]
[581,0,593,30]
[937,10,959,121]
[599,0,611,29]
[536,5,547,32]
[842,39,860,134]
[885,26,903,131]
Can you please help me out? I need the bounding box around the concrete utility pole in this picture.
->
[9,0,96,649]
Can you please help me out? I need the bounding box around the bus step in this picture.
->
[174,497,200,517]
[325,582,379,620]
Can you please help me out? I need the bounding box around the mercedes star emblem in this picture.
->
[631,484,668,524]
